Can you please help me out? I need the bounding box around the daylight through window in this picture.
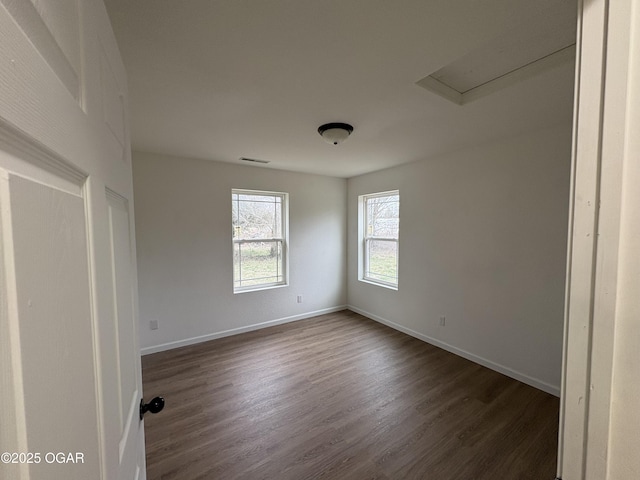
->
[232,189,288,292]
[361,191,399,288]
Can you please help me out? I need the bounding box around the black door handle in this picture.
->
[140,396,165,420]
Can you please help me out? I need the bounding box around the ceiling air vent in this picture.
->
[239,157,270,164]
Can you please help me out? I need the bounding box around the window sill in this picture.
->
[233,283,288,294]
[359,278,398,291]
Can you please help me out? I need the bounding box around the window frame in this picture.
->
[232,189,289,293]
[359,190,400,290]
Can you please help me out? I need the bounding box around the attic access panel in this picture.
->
[417,3,577,105]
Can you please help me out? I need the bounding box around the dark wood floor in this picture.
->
[142,310,559,480]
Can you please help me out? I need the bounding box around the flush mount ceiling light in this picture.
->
[318,122,354,145]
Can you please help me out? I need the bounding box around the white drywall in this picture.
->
[133,152,347,352]
[347,126,571,394]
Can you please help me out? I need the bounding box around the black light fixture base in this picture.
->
[317,122,354,135]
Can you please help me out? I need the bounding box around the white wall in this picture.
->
[133,152,347,353]
[347,126,571,395]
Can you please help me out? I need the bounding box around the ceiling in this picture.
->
[104,0,577,178]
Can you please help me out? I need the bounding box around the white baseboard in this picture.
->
[347,305,560,397]
[140,305,347,356]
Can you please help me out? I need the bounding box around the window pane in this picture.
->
[237,194,274,203]
[366,194,399,237]
[366,239,398,285]
[234,241,283,288]
[233,194,283,239]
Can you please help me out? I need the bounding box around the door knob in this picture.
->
[140,396,165,420]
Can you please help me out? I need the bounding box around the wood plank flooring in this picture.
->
[142,310,559,479]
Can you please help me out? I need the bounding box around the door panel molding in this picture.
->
[0,117,86,193]
[0,0,81,102]
[105,187,144,478]
[0,172,100,479]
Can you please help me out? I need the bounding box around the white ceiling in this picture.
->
[104,0,577,178]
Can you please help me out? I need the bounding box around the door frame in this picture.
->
[558,0,640,478]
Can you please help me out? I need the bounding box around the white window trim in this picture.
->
[232,189,289,293]
[358,190,399,290]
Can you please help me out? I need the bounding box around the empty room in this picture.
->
[1,1,638,480]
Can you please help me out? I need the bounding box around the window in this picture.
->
[360,191,399,289]
[232,189,288,292]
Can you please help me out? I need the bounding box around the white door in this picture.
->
[0,1,148,479]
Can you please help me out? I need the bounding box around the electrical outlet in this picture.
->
[297,295,303,304]
[439,316,446,327]
[150,320,159,330]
